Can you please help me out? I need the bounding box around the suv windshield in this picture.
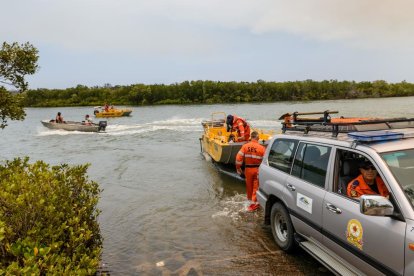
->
[381,149,414,207]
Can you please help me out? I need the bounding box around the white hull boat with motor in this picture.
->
[41,120,107,133]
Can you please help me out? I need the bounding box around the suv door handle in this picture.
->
[325,203,342,214]
[286,183,296,191]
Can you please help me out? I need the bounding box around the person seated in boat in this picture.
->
[83,114,93,125]
[347,160,389,199]
[55,112,64,123]
[226,114,251,142]
[109,103,114,110]
[104,103,109,112]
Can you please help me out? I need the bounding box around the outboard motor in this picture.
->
[98,121,107,132]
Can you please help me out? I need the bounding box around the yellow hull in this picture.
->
[94,109,132,118]
[200,119,273,165]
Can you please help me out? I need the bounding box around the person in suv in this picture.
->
[347,159,389,199]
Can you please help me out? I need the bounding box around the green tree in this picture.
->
[0,158,102,274]
[0,42,39,128]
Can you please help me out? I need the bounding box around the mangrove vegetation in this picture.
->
[1,42,103,274]
[24,79,414,107]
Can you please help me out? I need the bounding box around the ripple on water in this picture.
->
[212,194,262,222]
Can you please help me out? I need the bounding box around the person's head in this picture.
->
[359,160,377,184]
[85,114,90,118]
[226,115,234,132]
[57,112,61,116]
[251,131,259,140]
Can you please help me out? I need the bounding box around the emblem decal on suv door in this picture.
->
[346,219,364,250]
[296,193,312,214]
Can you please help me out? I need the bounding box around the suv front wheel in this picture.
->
[270,202,296,252]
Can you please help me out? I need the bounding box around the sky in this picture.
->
[2,0,414,89]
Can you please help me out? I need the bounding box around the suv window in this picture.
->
[292,143,331,187]
[268,139,298,173]
[381,149,414,208]
[335,149,365,196]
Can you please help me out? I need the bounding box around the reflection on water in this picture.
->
[4,97,412,274]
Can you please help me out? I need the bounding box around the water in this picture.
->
[2,97,414,275]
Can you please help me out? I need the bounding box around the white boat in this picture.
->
[41,120,107,132]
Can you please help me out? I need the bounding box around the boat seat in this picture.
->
[338,159,360,195]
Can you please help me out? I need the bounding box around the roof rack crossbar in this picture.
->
[282,118,414,137]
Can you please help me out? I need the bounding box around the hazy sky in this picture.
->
[2,0,414,89]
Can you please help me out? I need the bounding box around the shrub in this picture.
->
[0,157,102,274]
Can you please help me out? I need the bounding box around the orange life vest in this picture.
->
[347,174,389,198]
[235,140,265,170]
[231,116,250,142]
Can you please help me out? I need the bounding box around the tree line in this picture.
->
[24,79,414,107]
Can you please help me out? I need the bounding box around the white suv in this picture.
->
[257,113,414,275]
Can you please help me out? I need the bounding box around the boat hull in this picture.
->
[201,134,244,164]
[94,109,132,118]
[41,120,105,132]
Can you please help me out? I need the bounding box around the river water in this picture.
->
[2,97,414,275]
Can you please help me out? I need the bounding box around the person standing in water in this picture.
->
[235,131,265,211]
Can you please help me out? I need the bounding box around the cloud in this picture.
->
[247,0,414,49]
[173,0,414,50]
[2,0,413,57]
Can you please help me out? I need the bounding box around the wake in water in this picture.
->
[37,117,203,136]
[36,117,279,136]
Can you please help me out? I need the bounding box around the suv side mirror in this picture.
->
[360,195,394,216]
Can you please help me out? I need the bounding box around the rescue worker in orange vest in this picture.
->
[347,160,389,199]
[226,114,251,142]
[235,131,266,211]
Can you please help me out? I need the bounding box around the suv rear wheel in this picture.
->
[270,202,296,252]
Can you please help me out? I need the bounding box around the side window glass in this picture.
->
[268,139,298,173]
[292,143,305,177]
[336,150,363,196]
[292,143,331,187]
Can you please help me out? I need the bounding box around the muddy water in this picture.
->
[3,97,413,274]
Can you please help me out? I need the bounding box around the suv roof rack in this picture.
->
[280,110,414,137]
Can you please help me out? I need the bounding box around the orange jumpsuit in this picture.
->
[236,140,266,202]
[230,116,250,142]
[347,175,389,198]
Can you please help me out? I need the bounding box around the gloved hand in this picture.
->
[237,168,243,175]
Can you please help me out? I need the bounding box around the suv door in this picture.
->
[284,142,332,242]
[322,149,405,275]
[259,138,298,208]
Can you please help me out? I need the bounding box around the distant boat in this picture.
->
[200,112,273,165]
[93,106,132,118]
[41,120,107,133]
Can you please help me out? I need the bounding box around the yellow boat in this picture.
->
[200,112,273,164]
[93,106,132,118]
